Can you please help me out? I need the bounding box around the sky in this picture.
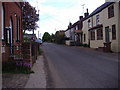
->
[27,0,105,38]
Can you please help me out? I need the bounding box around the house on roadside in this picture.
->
[65,15,85,46]
[65,22,72,45]
[1,2,23,62]
[82,2,120,52]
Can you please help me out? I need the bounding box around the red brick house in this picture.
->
[1,2,23,62]
[0,1,2,61]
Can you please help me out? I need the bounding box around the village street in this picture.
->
[41,42,119,88]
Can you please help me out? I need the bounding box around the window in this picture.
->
[76,26,78,30]
[88,19,92,28]
[1,4,4,39]
[97,28,103,40]
[96,15,99,25]
[84,34,86,42]
[112,25,116,40]
[90,30,95,40]
[17,17,20,41]
[108,5,114,18]
[7,30,10,44]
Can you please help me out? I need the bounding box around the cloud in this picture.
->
[28,0,105,38]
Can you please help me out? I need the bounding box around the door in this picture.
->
[105,26,110,42]
[10,18,13,55]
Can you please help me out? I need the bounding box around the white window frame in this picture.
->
[88,19,92,28]
[96,15,100,25]
[1,4,4,39]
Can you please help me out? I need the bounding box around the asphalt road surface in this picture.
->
[41,42,119,88]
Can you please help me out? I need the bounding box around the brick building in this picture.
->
[0,1,2,61]
[1,2,23,62]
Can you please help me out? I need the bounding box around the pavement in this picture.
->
[25,55,46,88]
[2,55,47,88]
[2,74,29,88]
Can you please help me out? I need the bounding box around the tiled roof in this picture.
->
[24,34,37,39]
[83,2,114,21]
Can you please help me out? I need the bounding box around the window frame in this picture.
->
[1,4,4,40]
[108,5,114,18]
[88,19,92,28]
[96,15,100,25]
[84,34,86,42]
[90,30,95,40]
[97,27,103,40]
[112,24,116,40]
[16,17,20,42]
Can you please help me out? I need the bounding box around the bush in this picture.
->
[83,44,90,47]
[79,43,83,46]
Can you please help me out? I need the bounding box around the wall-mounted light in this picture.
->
[14,13,17,17]
[5,26,11,30]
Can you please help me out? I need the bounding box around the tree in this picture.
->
[51,33,55,42]
[54,31,66,44]
[21,2,39,34]
[42,32,51,42]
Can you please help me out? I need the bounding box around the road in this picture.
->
[41,42,119,88]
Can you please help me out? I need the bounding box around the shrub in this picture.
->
[2,61,34,74]
[83,44,90,48]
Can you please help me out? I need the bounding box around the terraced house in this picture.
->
[1,2,23,62]
[65,16,84,46]
[82,2,120,52]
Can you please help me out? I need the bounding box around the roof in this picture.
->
[74,30,83,33]
[89,24,103,31]
[83,2,114,21]
[24,34,37,39]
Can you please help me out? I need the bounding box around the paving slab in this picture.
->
[25,56,46,88]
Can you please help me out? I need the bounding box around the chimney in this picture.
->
[79,16,83,20]
[84,8,89,17]
[69,22,72,26]
[68,22,72,28]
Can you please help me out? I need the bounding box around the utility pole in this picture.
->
[36,0,40,39]
[81,4,85,16]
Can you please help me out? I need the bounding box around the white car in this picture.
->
[35,39,43,44]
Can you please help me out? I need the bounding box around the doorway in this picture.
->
[105,26,110,42]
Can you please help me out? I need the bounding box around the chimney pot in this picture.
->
[79,16,83,20]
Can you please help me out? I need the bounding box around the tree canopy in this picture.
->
[21,2,39,34]
[42,32,51,42]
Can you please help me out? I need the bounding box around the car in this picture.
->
[35,39,43,44]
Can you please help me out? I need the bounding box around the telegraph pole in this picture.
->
[81,4,85,16]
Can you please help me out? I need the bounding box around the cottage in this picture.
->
[82,2,120,52]
[1,2,23,62]
[65,16,84,46]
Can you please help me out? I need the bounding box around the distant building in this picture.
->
[65,15,84,46]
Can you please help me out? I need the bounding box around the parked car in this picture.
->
[35,39,43,44]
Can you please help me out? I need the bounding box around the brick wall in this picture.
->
[22,42,39,66]
[2,2,22,62]
[0,2,2,61]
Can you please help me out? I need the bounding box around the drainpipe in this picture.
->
[118,1,120,52]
